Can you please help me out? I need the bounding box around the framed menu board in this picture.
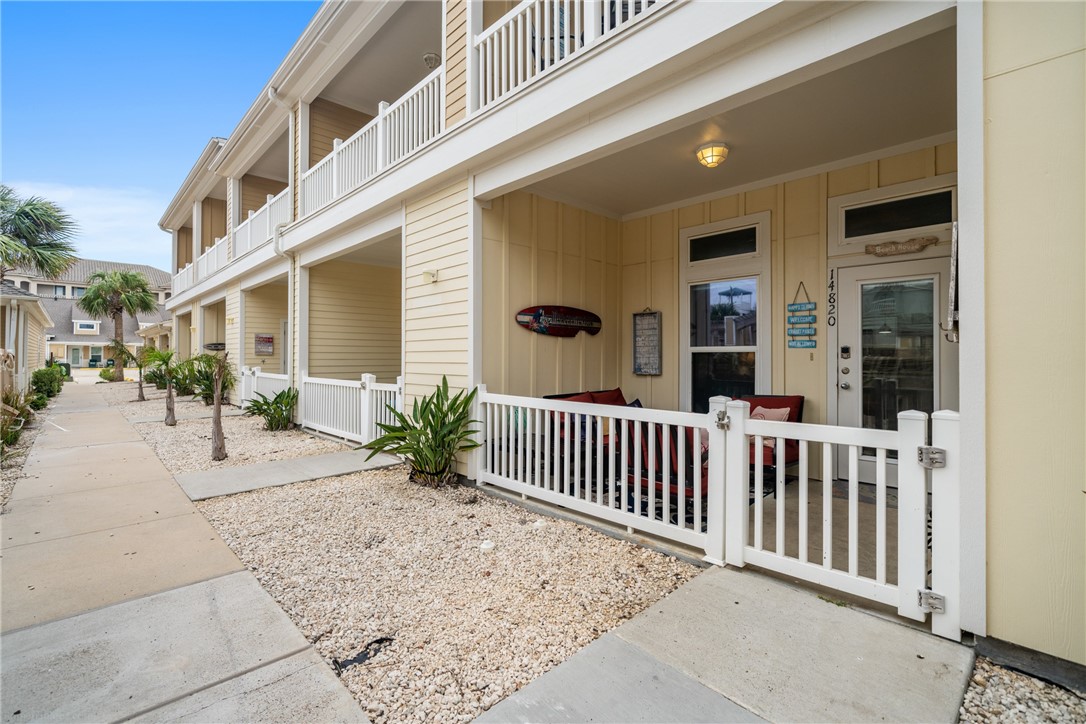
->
[633,311,662,376]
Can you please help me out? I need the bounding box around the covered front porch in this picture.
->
[469,24,964,638]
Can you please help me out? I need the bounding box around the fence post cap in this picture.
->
[897,409,928,421]
[931,409,960,421]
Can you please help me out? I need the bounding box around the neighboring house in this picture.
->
[157,0,1085,676]
[6,258,173,305]
[39,297,168,369]
[136,319,172,352]
[0,281,53,394]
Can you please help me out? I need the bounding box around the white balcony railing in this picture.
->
[172,263,195,296]
[474,0,664,110]
[234,187,291,258]
[300,67,443,218]
[195,236,230,280]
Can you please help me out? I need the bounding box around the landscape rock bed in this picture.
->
[98,380,212,420]
[198,466,699,723]
[960,656,1085,723]
[135,414,347,473]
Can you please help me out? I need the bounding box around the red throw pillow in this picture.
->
[563,391,594,404]
[591,388,627,406]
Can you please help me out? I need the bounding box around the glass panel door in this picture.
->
[689,277,757,413]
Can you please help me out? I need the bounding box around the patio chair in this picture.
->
[618,420,709,525]
[738,394,805,495]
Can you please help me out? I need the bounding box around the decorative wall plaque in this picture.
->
[633,310,662,376]
[255,333,274,356]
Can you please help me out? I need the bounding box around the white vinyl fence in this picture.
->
[300,373,404,445]
[239,367,290,405]
[474,388,962,640]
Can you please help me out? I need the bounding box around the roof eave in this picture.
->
[158,138,228,231]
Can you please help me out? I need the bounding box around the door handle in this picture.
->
[839,382,851,390]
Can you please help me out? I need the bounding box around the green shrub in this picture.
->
[244,388,298,431]
[0,390,32,449]
[364,376,479,487]
[31,366,63,397]
[188,354,237,405]
[0,414,22,447]
[28,393,48,411]
[99,368,114,381]
[145,367,167,389]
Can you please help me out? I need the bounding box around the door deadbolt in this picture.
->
[841,367,850,375]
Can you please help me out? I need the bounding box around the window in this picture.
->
[844,190,953,238]
[18,281,30,291]
[829,175,957,256]
[48,285,66,297]
[680,212,771,413]
[76,322,97,331]
[72,286,86,298]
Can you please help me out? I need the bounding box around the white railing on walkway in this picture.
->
[299,68,443,218]
[474,388,962,641]
[239,366,291,404]
[195,237,230,280]
[234,187,291,259]
[300,373,404,444]
[474,0,664,110]
[172,263,195,296]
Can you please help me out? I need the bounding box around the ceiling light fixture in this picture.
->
[696,142,729,168]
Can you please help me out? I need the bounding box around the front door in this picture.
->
[834,259,959,484]
[69,347,81,367]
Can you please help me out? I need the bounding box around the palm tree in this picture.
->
[78,271,158,382]
[147,348,179,426]
[0,185,78,283]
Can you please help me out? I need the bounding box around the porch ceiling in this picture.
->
[527,28,957,218]
[247,130,290,183]
[319,1,443,115]
[331,234,401,268]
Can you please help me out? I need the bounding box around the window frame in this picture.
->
[679,212,772,412]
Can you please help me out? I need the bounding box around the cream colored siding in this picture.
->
[244,283,289,370]
[48,343,65,362]
[201,198,227,251]
[482,191,622,396]
[225,285,241,366]
[308,260,401,382]
[983,1,1085,665]
[176,227,193,271]
[618,142,956,418]
[309,98,373,166]
[25,315,45,371]
[203,301,226,347]
[445,0,468,126]
[240,175,288,218]
[293,102,302,219]
[174,312,192,358]
[405,179,470,397]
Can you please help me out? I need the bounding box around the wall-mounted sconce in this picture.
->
[422,269,439,284]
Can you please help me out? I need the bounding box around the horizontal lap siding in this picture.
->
[404,179,469,398]
[244,283,288,370]
[26,316,45,370]
[308,259,401,382]
[309,98,373,166]
[445,0,468,126]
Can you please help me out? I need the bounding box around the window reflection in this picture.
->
[690,278,757,347]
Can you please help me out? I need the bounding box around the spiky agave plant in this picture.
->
[364,376,480,487]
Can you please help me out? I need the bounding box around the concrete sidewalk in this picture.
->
[0,382,366,723]
[480,566,974,723]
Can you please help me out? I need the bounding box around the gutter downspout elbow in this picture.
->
[267,86,290,111]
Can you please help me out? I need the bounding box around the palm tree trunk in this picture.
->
[137,365,145,402]
[113,311,125,382]
[211,354,227,461]
[165,380,176,426]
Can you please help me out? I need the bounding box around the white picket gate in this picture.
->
[300,374,404,444]
[473,387,962,640]
[239,367,290,404]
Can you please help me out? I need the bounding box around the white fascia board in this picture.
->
[159,138,227,230]
[28,300,54,329]
[296,209,402,267]
[241,259,292,292]
[473,1,957,198]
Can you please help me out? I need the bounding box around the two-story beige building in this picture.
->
[159,0,1085,678]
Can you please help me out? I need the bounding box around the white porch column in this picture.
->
[170,230,178,275]
[465,0,483,114]
[191,200,203,269]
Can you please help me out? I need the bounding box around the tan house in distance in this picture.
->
[158,0,1085,683]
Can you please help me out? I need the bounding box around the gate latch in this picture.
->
[917,446,946,469]
[918,589,946,613]
[716,411,730,430]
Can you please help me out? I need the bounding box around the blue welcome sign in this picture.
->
[787,283,817,348]
[787,302,816,312]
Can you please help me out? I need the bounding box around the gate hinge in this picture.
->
[918,589,946,613]
[716,411,730,430]
[917,446,946,469]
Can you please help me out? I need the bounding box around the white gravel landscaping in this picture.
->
[197,465,699,723]
[961,657,1085,723]
[135,413,347,473]
[98,380,214,420]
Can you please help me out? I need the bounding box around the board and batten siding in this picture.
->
[444,0,468,126]
[244,283,289,370]
[201,198,227,252]
[240,175,288,219]
[176,227,193,271]
[404,179,470,398]
[307,259,401,382]
[309,98,373,167]
[482,191,622,397]
[983,1,1085,666]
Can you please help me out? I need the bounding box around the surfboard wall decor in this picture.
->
[515,306,602,337]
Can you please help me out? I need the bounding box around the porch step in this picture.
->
[482,566,973,723]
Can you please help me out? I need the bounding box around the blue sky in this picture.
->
[2,1,321,272]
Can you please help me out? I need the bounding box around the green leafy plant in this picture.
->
[1,390,32,448]
[172,358,198,397]
[244,388,298,431]
[145,367,167,390]
[27,393,48,411]
[364,376,480,487]
[99,368,114,382]
[30,366,63,397]
[0,184,77,284]
[188,353,236,406]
